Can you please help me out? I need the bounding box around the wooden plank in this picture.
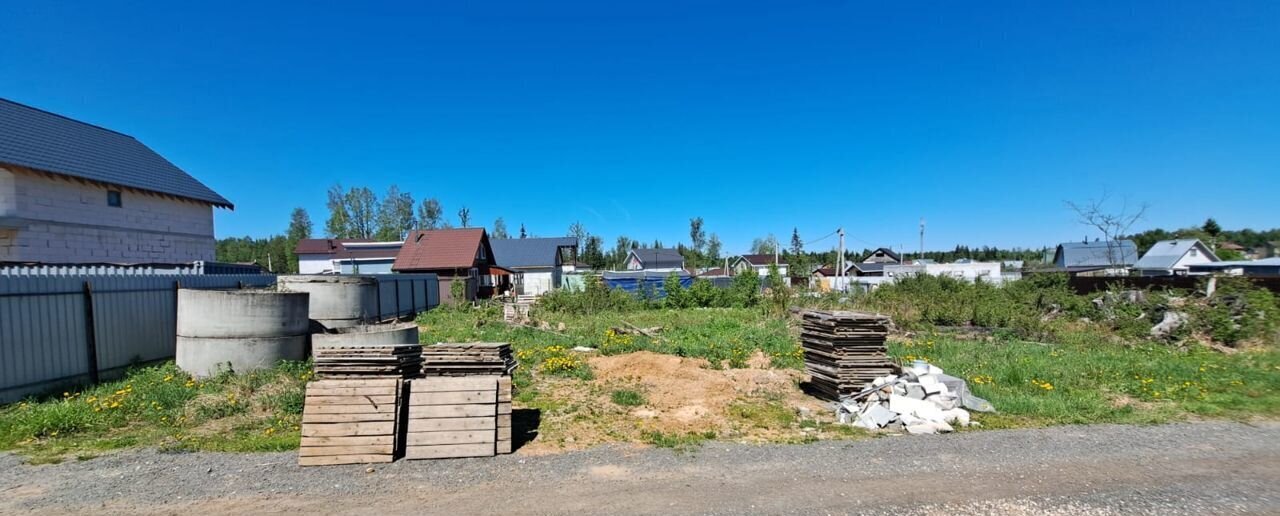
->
[407,390,495,405]
[304,395,398,406]
[305,387,400,397]
[496,427,511,441]
[403,443,495,460]
[408,404,496,418]
[404,430,495,446]
[307,379,402,388]
[497,414,511,428]
[301,435,394,447]
[301,422,395,437]
[299,445,392,457]
[405,417,496,432]
[303,403,396,414]
[496,440,512,454]
[409,377,499,392]
[303,412,395,424]
[298,454,394,466]
[497,402,511,415]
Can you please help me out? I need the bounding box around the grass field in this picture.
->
[2,302,1277,461]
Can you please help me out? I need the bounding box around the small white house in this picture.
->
[1133,239,1219,276]
[730,254,789,278]
[0,98,232,264]
[489,237,578,296]
[295,239,402,274]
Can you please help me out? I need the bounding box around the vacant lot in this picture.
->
[2,293,1278,462]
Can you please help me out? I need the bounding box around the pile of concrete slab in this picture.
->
[836,362,994,434]
[421,342,517,377]
[800,310,898,400]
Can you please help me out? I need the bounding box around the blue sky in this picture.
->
[3,1,1277,254]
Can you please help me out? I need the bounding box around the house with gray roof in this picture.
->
[1051,240,1139,274]
[490,237,578,296]
[1133,239,1218,276]
[624,248,684,272]
[0,98,231,264]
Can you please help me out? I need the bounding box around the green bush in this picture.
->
[610,389,647,407]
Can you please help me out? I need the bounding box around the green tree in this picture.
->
[374,185,414,241]
[689,217,706,253]
[287,207,312,241]
[751,234,779,255]
[519,223,527,239]
[729,266,760,307]
[582,235,606,269]
[417,198,445,229]
[492,217,510,239]
[1203,218,1222,238]
[324,183,351,238]
[345,186,378,238]
[706,233,722,264]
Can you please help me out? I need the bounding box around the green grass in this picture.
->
[610,389,647,407]
[891,335,1280,427]
[0,361,311,462]
[643,430,718,452]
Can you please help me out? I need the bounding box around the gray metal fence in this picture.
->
[0,274,275,403]
[0,273,441,403]
[370,274,441,320]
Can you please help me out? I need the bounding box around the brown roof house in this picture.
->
[294,238,402,274]
[392,228,503,302]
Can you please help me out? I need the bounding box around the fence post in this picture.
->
[409,279,416,318]
[394,279,401,321]
[82,281,100,384]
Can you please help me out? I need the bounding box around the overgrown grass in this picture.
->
[0,361,310,462]
[890,335,1280,427]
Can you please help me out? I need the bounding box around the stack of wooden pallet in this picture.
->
[313,343,423,379]
[299,379,402,466]
[800,310,897,400]
[404,376,513,459]
[420,342,516,377]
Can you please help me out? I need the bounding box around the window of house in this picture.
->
[107,190,122,207]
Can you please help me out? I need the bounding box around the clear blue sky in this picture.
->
[3,1,1277,254]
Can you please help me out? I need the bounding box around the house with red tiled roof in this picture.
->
[392,228,508,301]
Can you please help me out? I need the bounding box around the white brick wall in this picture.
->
[0,167,217,264]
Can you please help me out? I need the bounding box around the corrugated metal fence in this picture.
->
[371,274,441,320]
[0,273,440,403]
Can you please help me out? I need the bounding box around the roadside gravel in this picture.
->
[2,421,1277,515]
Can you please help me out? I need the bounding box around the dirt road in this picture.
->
[2,421,1277,515]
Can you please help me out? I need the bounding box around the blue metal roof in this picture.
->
[490,237,577,268]
[0,98,232,208]
[1053,240,1138,268]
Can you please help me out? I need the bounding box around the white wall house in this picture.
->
[1133,239,1219,276]
[730,254,789,278]
[295,239,402,275]
[0,99,231,264]
[489,237,577,296]
[624,248,685,272]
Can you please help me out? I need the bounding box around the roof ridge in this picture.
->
[0,97,136,139]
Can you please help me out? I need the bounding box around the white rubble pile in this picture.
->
[836,362,994,435]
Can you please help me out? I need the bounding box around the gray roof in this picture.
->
[0,98,232,207]
[628,248,684,269]
[490,237,577,268]
[1053,240,1138,268]
[1133,239,1217,270]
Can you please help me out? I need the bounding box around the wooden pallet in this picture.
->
[299,379,401,466]
[404,376,512,459]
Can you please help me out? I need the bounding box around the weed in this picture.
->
[610,389,646,407]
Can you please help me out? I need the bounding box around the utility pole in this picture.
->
[837,227,845,291]
[919,218,926,260]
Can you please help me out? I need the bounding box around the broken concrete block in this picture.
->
[941,408,970,427]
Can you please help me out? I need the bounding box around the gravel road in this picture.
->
[2,421,1277,515]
